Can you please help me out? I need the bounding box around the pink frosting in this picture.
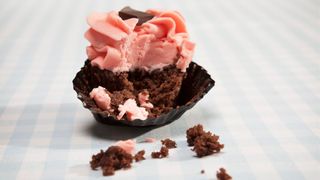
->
[89,86,112,111]
[143,137,157,143]
[114,139,136,154]
[85,9,195,72]
[117,99,148,120]
[138,91,153,108]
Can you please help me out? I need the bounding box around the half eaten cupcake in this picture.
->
[73,7,215,126]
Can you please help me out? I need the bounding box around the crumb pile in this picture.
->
[186,124,224,157]
[216,168,232,180]
[90,124,231,178]
[186,124,205,146]
[193,132,224,157]
[90,146,133,176]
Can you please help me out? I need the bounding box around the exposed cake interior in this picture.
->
[86,63,185,120]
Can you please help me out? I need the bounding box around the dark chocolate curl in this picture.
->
[119,6,154,26]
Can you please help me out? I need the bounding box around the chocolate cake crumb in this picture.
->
[201,169,205,174]
[129,65,185,117]
[109,89,136,111]
[102,166,115,176]
[161,138,177,149]
[134,150,145,162]
[151,146,169,158]
[216,168,232,180]
[160,146,169,157]
[90,150,104,170]
[193,132,224,157]
[151,151,162,159]
[186,124,205,146]
[90,146,133,176]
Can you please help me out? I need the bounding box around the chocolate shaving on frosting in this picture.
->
[119,6,154,25]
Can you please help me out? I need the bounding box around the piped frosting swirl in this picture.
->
[85,7,195,72]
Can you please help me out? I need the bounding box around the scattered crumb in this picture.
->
[151,146,169,158]
[143,137,157,143]
[90,146,133,176]
[90,124,229,177]
[161,138,177,149]
[160,146,169,157]
[193,132,224,157]
[134,150,146,162]
[151,151,162,158]
[186,124,224,157]
[216,168,232,180]
[102,166,115,176]
[186,124,205,146]
[90,150,104,170]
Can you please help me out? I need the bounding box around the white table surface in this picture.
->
[0,0,319,179]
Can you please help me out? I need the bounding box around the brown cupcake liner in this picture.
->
[72,61,215,126]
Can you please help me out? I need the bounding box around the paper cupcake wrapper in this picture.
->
[72,61,215,126]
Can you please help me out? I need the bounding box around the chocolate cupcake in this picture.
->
[73,7,214,126]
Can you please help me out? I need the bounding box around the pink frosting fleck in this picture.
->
[117,99,148,120]
[89,86,112,111]
[143,138,157,143]
[85,9,195,72]
[138,91,153,109]
[114,139,136,154]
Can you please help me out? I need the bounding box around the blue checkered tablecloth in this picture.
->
[0,0,319,179]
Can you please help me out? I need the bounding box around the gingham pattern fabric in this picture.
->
[0,0,319,179]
